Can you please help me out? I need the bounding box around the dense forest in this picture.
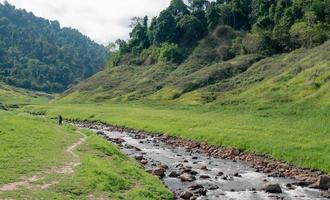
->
[0,2,107,92]
[111,0,330,66]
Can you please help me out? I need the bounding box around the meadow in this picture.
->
[24,101,330,175]
[0,109,173,199]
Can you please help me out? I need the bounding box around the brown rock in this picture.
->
[180,173,196,182]
[180,191,193,199]
[140,160,148,165]
[316,175,330,190]
[152,168,166,178]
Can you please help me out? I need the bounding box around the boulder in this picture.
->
[217,171,224,176]
[208,185,219,190]
[96,131,104,135]
[140,160,148,165]
[134,155,143,161]
[180,191,193,199]
[168,171,179,178]
[263,184,282,193]
[152,168,166,178]
[194,188,207,196]
[200,175,211,179]
[180,173,196,182]
[188,184,204,190]
[316,175,330,190]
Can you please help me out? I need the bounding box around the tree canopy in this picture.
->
[112,0,329,66]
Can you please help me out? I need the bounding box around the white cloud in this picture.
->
[4,0,171,44]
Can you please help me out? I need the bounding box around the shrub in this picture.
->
[158,43,186,64]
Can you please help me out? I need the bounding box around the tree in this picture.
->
[188,0,209,11]
[177,14,204,46]
[128,16,150,54]
[206,2,221,30]
[168,0,189,17]
[153,10,177,44]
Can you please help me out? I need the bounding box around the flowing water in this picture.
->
[74,123,328,200]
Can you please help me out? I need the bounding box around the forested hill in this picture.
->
[110,0,330,66]
[0,2,107,93]
[61,0,330,105]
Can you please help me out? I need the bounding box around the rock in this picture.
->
[134,155,143,161]
[263,184,282,194]
[168,171,179,177]
[160,164,169,169]
[233,172,242,177]
[292,181,308,187]
[316,175,330,190]
[286,183,294,190]
[217,171,224,176]
[180,173,196,182]
[222,176,233,181]
[192,156,198,160]
[194,188,207,196]
[208,185,219,190]
[200,175,211,179]
[190,170,198,175]
[188,184,204,190]
[201,166,208,170]
[180,191,193,199]
[96,131,104,135]
[140,160,148,165]
[152,168,166,178]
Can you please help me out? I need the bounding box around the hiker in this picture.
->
[58,115,63,125]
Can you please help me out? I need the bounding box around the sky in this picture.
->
[4,0,171,45]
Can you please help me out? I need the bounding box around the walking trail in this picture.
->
[0,130,87,192]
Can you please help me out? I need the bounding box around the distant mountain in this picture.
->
[0,2,107,93]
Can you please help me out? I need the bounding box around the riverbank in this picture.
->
[0,110,173,199]
[73,121,330,199]
[24,102,330,175]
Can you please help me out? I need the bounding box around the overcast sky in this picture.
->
[4,0,171,45]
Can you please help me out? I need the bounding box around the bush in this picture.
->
[158,43,186,64]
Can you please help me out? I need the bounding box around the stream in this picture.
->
[74,122,328,200]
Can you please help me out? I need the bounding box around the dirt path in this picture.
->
[0,131,87,192]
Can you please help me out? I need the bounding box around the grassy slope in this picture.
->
[0,82,51,105]
[60,40,330,107]
[0,110,172,199]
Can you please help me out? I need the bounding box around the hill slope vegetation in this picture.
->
[61,38,330,107]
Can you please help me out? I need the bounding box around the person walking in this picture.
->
[58,115,63,125]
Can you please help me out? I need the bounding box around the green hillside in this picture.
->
[0,2,107,93]
[0,81,51,106]
[60,39,330,107]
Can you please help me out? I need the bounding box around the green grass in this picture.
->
[24,102,330,175]
[0,82,51,105]
[0,110,173,199]
[0,110,79,185]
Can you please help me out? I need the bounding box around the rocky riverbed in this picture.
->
[73,122,330,200]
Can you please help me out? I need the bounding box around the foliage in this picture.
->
[158,43,186,63]
[112,0,329,66]
[0,2,107,93]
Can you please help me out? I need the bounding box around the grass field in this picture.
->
[24,102,330,175]
[0,110,173,199]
